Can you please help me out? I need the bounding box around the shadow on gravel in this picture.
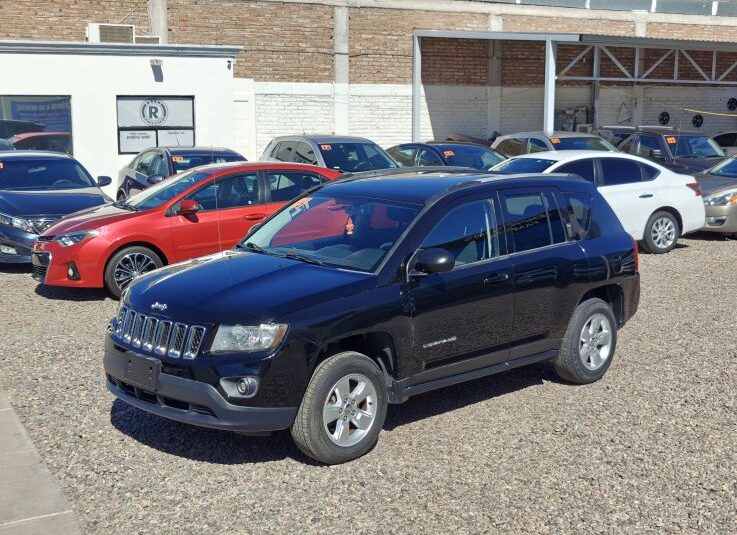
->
[687,231,736,242]
[0,264,32,274]
[110,399,296,464]
[110,363,566,464]
[34,284,110,302]
[384,362,562,431]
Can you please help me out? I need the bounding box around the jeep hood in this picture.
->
[126,250,374,324]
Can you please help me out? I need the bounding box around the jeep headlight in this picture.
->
[210,323,288,353]
[56,230,99,247]
[0,212,34,233]
[704,190,737,206]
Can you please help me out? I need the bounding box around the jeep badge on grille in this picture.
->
[151,302,168,312]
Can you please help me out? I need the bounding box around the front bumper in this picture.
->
[0,225,36,263]
[31,238,105,288]
[104,350,297,433]
[703,204,737,233]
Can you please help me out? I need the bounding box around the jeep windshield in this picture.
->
[666,135,725,158]
[125,169,211,211]
[243,194,420,271]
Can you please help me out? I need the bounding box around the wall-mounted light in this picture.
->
[150,58,163,67]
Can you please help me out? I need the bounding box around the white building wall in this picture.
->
[0,50,235,197]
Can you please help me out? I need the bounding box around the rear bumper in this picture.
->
[104,351,297,433]
[703,204,737,233]
[680,201,706,235]
[0,226,36,263]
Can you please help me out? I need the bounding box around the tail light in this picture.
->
[686,182,702,196]
[632,236,639,274]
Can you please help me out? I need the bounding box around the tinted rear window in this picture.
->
[552,137,615,151]
[561,192,592,240]
[319,142,397,172]
[171,152,244,173]
[492,158,555,174]
[0,159,94,190]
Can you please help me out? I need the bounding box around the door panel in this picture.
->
[500,187,585,344]
[409,197,513,366]
[170,172,263,261]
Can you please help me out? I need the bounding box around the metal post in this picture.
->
[412,35,422,142]
[148,0,168,43]
[543,38,557,133]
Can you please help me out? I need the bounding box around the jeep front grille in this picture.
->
[113,307,206,359]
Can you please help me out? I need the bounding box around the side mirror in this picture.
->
[411,248,454,276]
[176,199,201,216]
[147,174,164,185]
[650,149,664,160]
[97,176,112,187]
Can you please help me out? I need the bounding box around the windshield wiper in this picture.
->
[283,252,325,266]
[112,200,138,211]
[238,241,266,253]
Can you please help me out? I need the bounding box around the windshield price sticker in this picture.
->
[320,144,333,151]
[665,136,678,144]
[551,138,561,144]
[0,162,3,169]
[172,156,185,162]
[443,150,455,157]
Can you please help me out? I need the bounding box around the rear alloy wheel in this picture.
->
[642,211,679,254]
[554,298,618,384]
[104,246,163,298]
[291,351,387,464]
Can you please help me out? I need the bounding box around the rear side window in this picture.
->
[598,158,643,186]
[714,132,737,147]
[267,172,325,202]
[528,138,548,153]
[543,192,566,244]
[387,146,416,167]
[273,142,296,162]
[502,192,558,252]
[638,135,661,157]
[640,163,660,180]
[417,148,443,166]
[555,159,596,182]
[293,142,318,165]
[496,139,525,157]
[561,192,592,240]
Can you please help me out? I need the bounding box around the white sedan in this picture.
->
[491,150,705,253]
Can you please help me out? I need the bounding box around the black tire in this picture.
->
[554,298,618,385]
[291,351,387,464]
[641,210,679,254]
[104,246,163,298]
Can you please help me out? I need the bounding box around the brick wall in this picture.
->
[501,15,635,36]
[0,0,148,40]
[348,7,488,84]
[421,38,489,86]
[168,0,334,82]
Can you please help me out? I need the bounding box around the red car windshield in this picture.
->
[244,194,420,271]
[126,169,211,211]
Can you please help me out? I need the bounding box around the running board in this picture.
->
[388,350,558,404]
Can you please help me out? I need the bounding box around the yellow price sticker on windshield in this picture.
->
[172,156,185,162]
[550,138,561,144]
[665,136,678,144]
[0,162,3,169]
[443,150,455,157]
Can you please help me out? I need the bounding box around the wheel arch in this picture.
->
[103,240,170,275]
[318,331,398,381]
[577,284,625,327]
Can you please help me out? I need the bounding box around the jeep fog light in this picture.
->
[220,376,260,399]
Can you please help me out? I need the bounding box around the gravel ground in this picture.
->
[1,234,735,534]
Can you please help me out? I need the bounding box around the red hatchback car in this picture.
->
[32,162,341,296]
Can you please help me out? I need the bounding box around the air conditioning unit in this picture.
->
[576,123,594,133]
[135,35,161,45]
[86,23,135,44]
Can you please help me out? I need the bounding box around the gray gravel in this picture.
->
[1,234,736,533]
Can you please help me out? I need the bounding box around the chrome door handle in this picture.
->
[639,194,654,198]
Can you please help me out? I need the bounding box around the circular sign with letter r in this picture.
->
[139,98,168,126]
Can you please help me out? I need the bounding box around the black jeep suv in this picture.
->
[104,171,640,464]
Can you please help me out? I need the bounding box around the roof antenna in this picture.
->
[298,115,306,136]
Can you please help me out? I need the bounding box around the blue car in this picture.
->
[387,141,506,170]
[0,151,111,264]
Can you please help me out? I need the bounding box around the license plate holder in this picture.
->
[124,354,161,392]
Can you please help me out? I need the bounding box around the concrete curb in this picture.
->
[0,389,81,535]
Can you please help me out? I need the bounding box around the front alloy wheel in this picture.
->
[104,246,163,298]
[322,373,378,447]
